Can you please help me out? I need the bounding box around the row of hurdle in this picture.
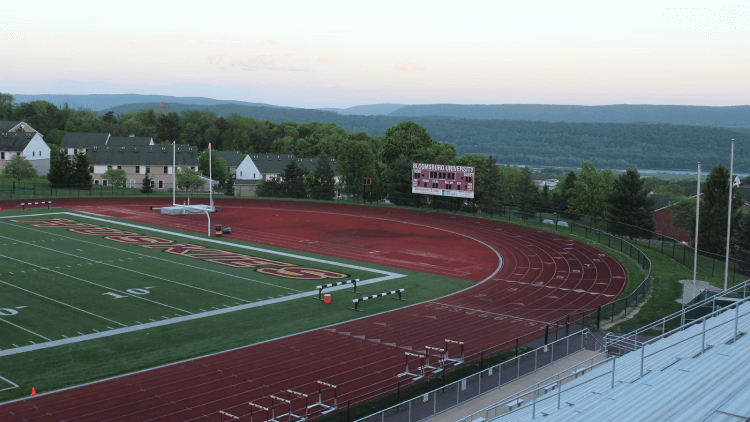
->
[219,380,338,422]
[19,201,52,211]
[399,339,465,380]
[314,279,405,312]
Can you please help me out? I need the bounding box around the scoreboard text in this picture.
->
[411,162,475,198]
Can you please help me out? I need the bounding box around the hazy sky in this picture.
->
[2,1,748,108]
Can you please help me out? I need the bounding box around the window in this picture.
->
[191,166,195,171]
[1,152,4,160]
[102,179,108,186]
[32,151,35,157]
[150,180,155,187]
[145,166,150,174]
[117,166,122,170]
[135,166,140,174]
[94,179,100,185]
[39,151,42,156]
[240,171,243,177]
[163,166,168,174]
[158,180,163,189]
[107,165,112,170]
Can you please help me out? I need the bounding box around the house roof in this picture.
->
[88,145,199,166]
[216,151,246,167]
[60,132,111,149]
[108,136,154,146]
[249,154,338,175]
[0,131,39,152]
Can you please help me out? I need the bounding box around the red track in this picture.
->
[0,198,626,422]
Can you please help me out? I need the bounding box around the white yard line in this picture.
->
[0,374,19,393]
[0,279,126,327]
[0,317,52,341]
[0,252,192,315]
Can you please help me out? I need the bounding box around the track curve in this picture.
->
[0,198,626,422]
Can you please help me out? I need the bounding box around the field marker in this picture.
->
[77,332,84,336]
[61,335,67,338]
[0,249,193,315]
[0,317,51,341]
[92,329,98,333]
[0,278,126,327]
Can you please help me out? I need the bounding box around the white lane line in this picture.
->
[0,279,126,327]
[0,317,52,341]
[432,302,551,325]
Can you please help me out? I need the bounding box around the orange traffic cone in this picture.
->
[30,387,36,396]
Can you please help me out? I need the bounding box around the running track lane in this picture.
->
[0,198,626,421]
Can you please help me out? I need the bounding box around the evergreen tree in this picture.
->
[307,155,336,200]
[47,150,72,187]
[280,160,308,198]
[606,168,656,237]
[224,172,235,196]
[380,155,415,206]
[554,171,577,213]
[697,164,744,254]
[255,177,280,197]
[568,162,614,225]
[141,173,154,194]
[71,151,92,187]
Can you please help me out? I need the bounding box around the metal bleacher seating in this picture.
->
[465,281,750,422]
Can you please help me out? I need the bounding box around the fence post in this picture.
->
[596,305,601,329]
[544,325,549,345]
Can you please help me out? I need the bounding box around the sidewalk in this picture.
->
[422,349,604,422]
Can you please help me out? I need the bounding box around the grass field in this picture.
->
[0,209,474,402]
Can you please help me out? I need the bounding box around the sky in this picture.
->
[2,1,749,108]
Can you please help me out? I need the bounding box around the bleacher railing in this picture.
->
[474,285,750,421]
[605,278,750,355]
[353,329,603,422]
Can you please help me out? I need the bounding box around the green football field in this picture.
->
[0,209,474,401]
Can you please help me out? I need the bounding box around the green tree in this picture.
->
[380,155,415,205]
[695,164,744,254]
[554,171,577,213]
[47,150,72,187]
[1,154,38,181]
[156,112,183,143]
[568,162,614,224]
[13,100,58,137]
[198,148,229,184]
[141,173,154,194]
[336,139,377,194]
[71,151,93,187]
[379,121,436,164]
[224,172,235,196]
[175,164,206,196]
[306,155,336,200]
[102,168,127,188]
[0,93,14,120]
[279,160,308,198]
[606,168,656,237]
[255,177,281,197]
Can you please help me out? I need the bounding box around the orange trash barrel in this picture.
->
[324,294,331,304]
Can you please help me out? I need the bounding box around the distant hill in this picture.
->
[12,94,286,111]
[319,104,407,116]
[101,102,750,172]
[388,104,750,128]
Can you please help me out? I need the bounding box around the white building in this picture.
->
[0,131,51,175]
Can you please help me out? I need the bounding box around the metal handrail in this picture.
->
[606,278,750,351]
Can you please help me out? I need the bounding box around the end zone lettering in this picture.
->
[257,267,348,280]
[12,218,347,280]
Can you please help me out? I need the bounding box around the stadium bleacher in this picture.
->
[462,281,750,422]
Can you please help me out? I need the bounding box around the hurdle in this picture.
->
[315,279,360,300]
[270,394,296,421]
[20,201,52,211]
[307,380,338,414]
[444,339,465,365]
[249,402,270,421]
[219,410,240,421]
[287,389,310,420]
[398,351,426,380]
[350,288,405,311]
[424,345,446,373]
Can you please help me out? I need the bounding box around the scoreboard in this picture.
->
[412,162,475,198]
